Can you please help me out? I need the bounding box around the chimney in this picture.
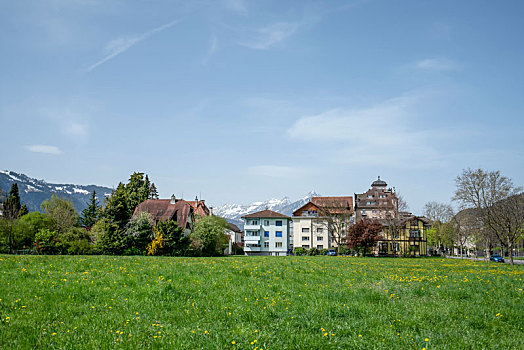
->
[195,195,198,203]
[170,194,176,204]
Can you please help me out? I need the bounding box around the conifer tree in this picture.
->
[103,183,129,229]
[4,183,21,220]
[18,204,29,217]
[80,191,100,229]
[149,183,159,199]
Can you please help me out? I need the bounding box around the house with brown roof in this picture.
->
[241,210,291,256]
[292,196,354,251]
[354,177,398,221]
[186,196,211,218]
[133,195,194,235]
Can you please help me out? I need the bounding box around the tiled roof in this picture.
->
[133,199,192,229]
[241,209,290,219]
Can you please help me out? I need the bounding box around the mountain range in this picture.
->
[213,191,321,229]
[0,170,113,213]
[0,170,320,227]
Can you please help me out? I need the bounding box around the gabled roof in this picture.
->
[241,209,290,219]
[186,200,210,217]
[228,222,242,232]
[293,196,354,216]
[133,199,192,229]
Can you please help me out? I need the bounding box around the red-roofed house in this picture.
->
[133,195,194,235]
[292,196,354,250]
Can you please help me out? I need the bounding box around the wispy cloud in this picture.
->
[416,58,460,71]
[287,95,460,167]
[25,145,63,155]
[224,0,248,15]
[87,19,181,72]
[201,35,219,64]
[239,22,299,50]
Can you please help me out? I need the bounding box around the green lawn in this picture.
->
[0,255,522,349]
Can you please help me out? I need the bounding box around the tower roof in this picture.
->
[372,176,387,187]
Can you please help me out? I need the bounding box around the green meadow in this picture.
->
[0,255,522,349]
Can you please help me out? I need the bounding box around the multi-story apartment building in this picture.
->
[354,177,398,221]
[241,210,291,256]
[292,197,354,250]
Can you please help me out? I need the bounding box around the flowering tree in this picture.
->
[347,219,383,256]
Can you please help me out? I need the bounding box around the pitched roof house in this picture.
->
[186,196,210,217]
[133,195,194,235]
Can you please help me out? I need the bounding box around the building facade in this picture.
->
[354,177,398,221]
[376,215,430,256]
[241,210,291,256]
[292,197,354,250]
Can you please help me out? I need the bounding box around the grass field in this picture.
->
[1,255,523,349]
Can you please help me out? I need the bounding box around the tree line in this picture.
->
[0,172,231,256]
[424,168,524,265]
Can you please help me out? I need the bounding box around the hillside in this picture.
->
[0,170,113,213]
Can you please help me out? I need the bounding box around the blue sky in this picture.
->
[1,0,523,213]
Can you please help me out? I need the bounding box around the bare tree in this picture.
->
[453,168,523,265]
[384,192,409,257]
[315,199,354,253]
[423,201,454,255]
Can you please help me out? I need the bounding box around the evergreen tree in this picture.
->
[4,183,21,220]
[125,172,149,217]
[103,183,129,229]
[18,204,29,217]
[80,191,100,229]
[149,183,159,199]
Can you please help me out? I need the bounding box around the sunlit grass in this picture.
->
[0,255,522,349]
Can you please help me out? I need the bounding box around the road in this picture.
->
[446,255,524,265]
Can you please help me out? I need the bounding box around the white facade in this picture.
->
[292,217,333,250]
[243,216,291,256]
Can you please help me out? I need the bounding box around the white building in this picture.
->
[292,197,354,250]
[241,210,291,256]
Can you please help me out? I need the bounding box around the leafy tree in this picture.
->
[347,219,383,256]
[34,228,60,254]
[190,215,229,256]
[41,194,79,235]
[0,218,15,253]
[124,211,155,253]
[156,220,188,256]
[424,201,455,255]
[13,212,53,249]
[4,183,21,220]
[80,190,100,229]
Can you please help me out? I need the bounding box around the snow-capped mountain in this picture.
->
[214,191,321,229]
[0,170,113,213]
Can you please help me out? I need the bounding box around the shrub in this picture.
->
[34,229,60,254]
[308,247,319,256]
[318,248,328,256]
[338,246,351,256]
[294,247,307,256]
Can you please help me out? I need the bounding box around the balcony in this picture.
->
[244,235,261,242]
[244,245,261,252]
[244,224,261,230]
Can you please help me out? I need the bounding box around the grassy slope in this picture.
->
[0,255,522,349]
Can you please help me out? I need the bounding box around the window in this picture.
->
[372,210,377,214]
[276,220,283,226]
[276,231,282,237]
[248,220,258,225]
[302,236,310,241]
[264,231,269,237]
[367,195,374,198]
[317,245,323,249]
[275,242,282,248]
[366,201,376,205]
[264,220,270,226]
[302,228,310,233]
[317,236,323,241]
[303,210,318,217]
[264,242,269,248]
[247,231,259,237]
[246,243,260,248]
[316,228,323,233]
[361,210,366,214]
